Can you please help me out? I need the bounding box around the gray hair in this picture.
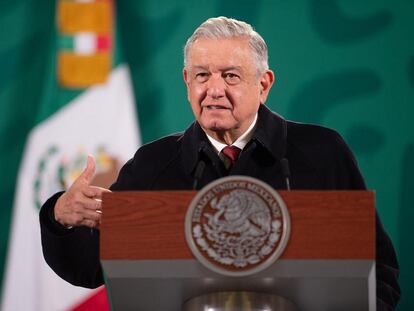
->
[184,17,269,75]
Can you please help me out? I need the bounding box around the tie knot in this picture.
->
[222,146,241,166]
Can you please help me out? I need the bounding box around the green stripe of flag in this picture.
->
[58,35,74,51]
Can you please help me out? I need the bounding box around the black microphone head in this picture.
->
[280,158,291,177]
[194,160,206,180]
[280,158,291,191]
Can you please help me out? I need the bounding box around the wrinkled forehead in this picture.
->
[186,37,256,71]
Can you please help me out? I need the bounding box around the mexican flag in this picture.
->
[1,1,139,310]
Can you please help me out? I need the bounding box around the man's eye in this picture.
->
[223,73,240,84]
[195,72,209,82]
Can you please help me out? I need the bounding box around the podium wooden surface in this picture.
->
[101,190,375,260]
[100,191,376,311]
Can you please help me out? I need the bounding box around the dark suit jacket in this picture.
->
[40,105,400,309]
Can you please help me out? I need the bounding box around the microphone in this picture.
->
[192,160,206,190]
[193,142,208,190]
[280,158,291,190]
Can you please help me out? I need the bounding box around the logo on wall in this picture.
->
[185,176,290,276]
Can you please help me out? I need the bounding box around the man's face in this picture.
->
[183,37,274,143]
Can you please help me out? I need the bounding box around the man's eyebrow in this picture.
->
[190,66,243,72]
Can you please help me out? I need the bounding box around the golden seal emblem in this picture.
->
[185,176,290,276]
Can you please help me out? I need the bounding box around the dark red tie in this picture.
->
[222,146,241,169]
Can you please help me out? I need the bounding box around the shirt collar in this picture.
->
[205,113,258,154]
[181,105,287,175]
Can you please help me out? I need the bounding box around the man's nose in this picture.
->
[206,74,226,99]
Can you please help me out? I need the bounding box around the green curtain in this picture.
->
[1,1,412,309]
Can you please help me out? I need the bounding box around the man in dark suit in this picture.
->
[40,16,400,310]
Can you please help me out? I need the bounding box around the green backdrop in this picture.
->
[1,1,412,309]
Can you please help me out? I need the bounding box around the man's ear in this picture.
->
[183,68,191,102]
[259,70,275,104]
[183,68,189,86]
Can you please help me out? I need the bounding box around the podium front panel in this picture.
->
[101,191,375,310]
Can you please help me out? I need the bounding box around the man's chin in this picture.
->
[204,123,232,132]
[203,125,236,138]
[197,117,237,133]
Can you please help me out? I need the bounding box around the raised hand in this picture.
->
[54,155,111,229]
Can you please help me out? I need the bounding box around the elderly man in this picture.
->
[40,17,400,310]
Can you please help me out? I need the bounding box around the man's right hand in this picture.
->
[54,155,111,229]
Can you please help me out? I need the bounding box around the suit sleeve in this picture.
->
[39,192,104,288]
[38,152,142,288]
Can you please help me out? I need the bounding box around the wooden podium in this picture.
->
[100,191,376,310]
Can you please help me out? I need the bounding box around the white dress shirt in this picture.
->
[205,113,258,158]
